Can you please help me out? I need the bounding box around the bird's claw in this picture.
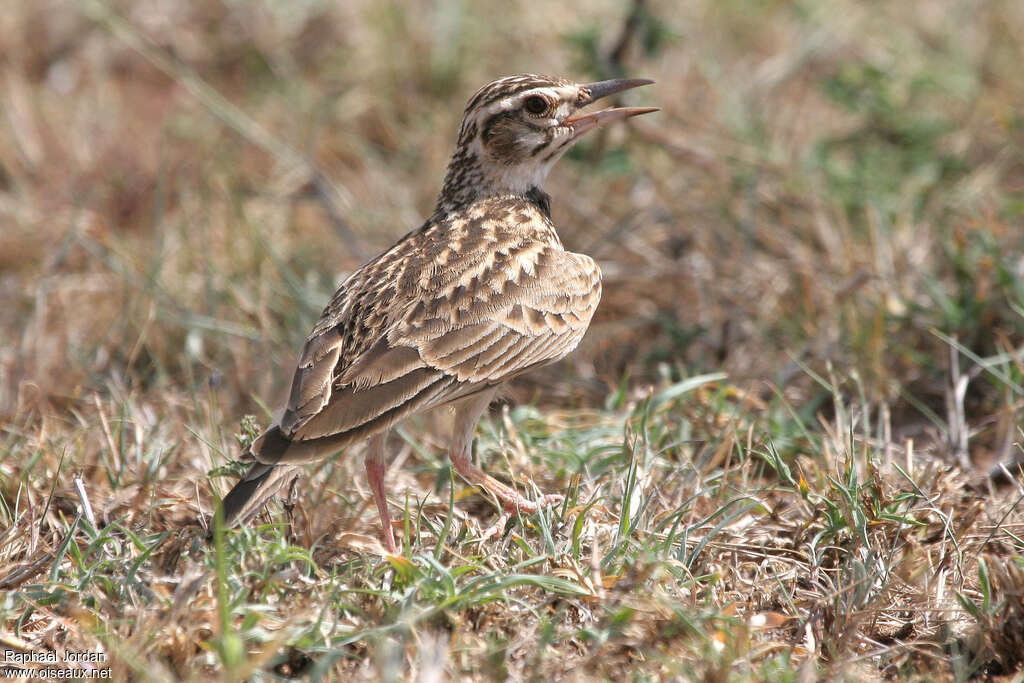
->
[478,493,564,543]
[480,511,513,543]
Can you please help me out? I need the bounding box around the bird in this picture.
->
[221,74,656,553]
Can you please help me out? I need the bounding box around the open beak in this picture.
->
[566,78,657,141]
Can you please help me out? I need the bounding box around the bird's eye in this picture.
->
[524,96,548,115]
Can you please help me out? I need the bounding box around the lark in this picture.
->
[222,74,656,553]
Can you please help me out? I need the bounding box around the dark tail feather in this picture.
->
[221,427,299,527]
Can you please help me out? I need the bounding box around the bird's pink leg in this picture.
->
[365,433,397,554]
[449,391,563,541]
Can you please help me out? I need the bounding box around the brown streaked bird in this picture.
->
[221,74,656,553]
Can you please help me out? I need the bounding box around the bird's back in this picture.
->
[252,191,599,465]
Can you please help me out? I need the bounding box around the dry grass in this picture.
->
[2,0,1023,680]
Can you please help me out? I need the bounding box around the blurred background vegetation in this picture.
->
[3,0,1022,470]
[2,0,1023,678]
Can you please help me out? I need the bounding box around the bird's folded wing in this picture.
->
[274,239,601,450]
[395,246,601,384]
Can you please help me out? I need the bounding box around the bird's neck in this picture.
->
[434,147,552,219]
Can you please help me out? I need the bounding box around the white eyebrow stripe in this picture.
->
[515,87,561,102]
[481,86,575,118]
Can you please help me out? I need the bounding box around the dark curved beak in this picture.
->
[567,78,657,141]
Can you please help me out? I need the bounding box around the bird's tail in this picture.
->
[221,426,300,527]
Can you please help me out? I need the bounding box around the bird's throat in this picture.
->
[436,147,555,218]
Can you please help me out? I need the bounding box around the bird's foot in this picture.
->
[533,493,565,510]
[480,510,512,544]
[478,493,564,543]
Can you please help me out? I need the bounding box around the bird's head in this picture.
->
[437,74,656,210]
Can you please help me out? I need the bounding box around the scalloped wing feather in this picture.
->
[264,196,600,465]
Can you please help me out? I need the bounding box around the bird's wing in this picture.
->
[268,204,600,460]
[275,231,430,440]
[386,241,601,386]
